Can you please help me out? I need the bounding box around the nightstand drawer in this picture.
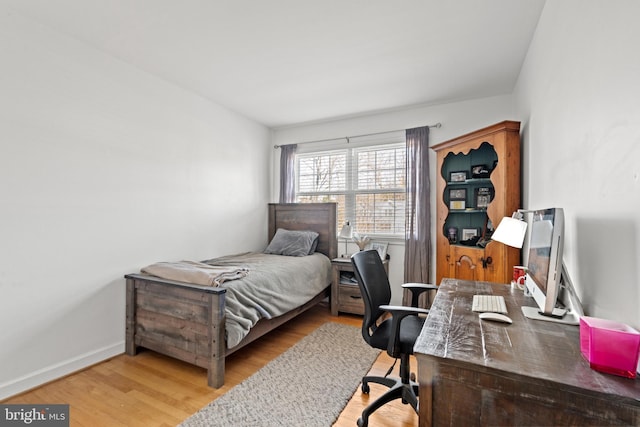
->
[331,257,388,316]
[338,283,364,315]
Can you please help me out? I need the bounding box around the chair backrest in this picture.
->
[351,250,391,345]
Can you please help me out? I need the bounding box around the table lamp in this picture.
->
[491,210,528,248]
[339,221,353,258]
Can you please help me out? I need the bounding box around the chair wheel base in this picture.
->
[357,417,367,427]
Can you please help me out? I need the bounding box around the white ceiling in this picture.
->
[3,0,546,128]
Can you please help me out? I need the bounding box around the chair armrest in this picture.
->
[378,304,429,358]
[379,304,429,317]
[401,283,438,291]
[402,283,438,307]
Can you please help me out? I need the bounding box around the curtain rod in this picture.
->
[273,122,442,149]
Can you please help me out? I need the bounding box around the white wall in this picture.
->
[272,95,517,304]
[0,11,270,399]
[514,0,640,328]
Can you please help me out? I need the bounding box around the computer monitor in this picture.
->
[523,207,583,325]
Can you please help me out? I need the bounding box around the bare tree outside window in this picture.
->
[296,143,406,237]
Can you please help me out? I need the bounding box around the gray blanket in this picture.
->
[140,260,248,286]
[203,252,331,348]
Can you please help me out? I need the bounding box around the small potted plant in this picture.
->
[352,232,370,251]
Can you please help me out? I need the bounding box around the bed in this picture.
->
[124,203,337,388]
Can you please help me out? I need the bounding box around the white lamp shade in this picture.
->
[339,222,353,239]
[491,216,528,248]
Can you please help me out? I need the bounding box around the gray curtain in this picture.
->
[404,127,431,289]
[279,144,297,203]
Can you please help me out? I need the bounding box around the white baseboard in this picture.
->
[0,341,124,401]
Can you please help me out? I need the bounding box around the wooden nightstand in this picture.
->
[331,257,389,316]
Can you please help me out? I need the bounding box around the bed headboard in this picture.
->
[268,203,337,260]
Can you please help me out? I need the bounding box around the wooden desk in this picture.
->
[414,278,640,426]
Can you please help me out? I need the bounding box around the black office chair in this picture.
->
[351,249,437,427]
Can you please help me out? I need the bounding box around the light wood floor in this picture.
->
[3,302,418,427]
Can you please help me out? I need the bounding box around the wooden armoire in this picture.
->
[432,121,521,285]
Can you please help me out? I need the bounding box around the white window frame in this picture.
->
[294,131,406,239]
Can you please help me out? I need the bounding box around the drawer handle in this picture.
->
[349,295,362,300]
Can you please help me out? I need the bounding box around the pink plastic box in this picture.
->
[580,316,640,378]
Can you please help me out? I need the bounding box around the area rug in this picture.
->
[179,322,380,427]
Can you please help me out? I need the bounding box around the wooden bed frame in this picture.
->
[124,203,337,388]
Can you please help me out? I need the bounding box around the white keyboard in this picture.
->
[472,295,508,314]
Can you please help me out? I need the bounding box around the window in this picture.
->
[295,141,406,237]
